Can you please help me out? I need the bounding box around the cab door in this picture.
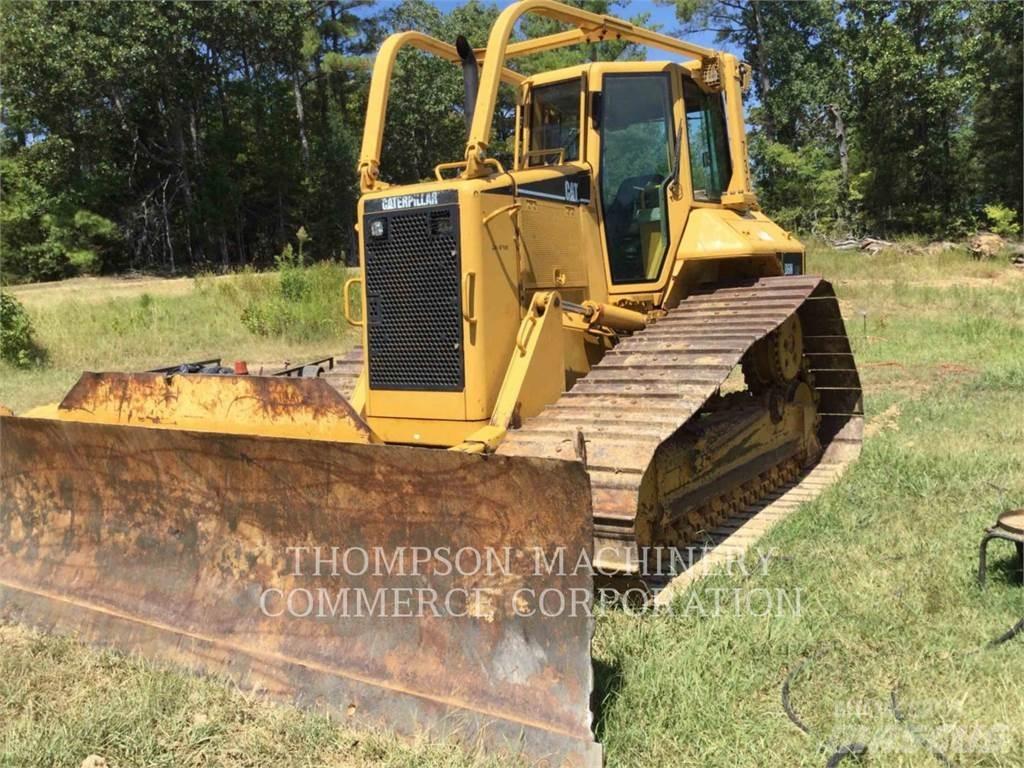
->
[595,72,679,288]
[515,74,605,306]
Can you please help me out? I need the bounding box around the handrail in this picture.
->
[343,277,363,326]
[435,157,506,181]
[522,147,565,168]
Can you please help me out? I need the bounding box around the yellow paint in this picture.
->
[366,415,489,447]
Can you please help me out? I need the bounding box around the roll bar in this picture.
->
[359,0,752,199]
[358,31,525,191]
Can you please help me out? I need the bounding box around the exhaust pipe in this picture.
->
[455,35,479,134]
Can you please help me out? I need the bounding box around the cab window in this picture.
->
[528,80,581,166]
[599,73,674,284]
[684,79,732,201]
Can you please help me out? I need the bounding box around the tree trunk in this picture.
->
[220,232,230,271]
[161,178,176,275]
[292,73,311,176]
[169,110,196,265]
[189,104,201,160]
[241,46,264,142]
[828,104,850,221]
[751,0,773,140]
[236,213,247,267]
[162,80,200,268]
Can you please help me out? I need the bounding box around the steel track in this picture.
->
[498,275,863,573]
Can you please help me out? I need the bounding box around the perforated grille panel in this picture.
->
[364,205,464,391]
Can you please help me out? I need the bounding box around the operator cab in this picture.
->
[518,63,735,293]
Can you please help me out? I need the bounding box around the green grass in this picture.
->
[2,245,1023,767]
[0,264,359,413]
[0,626,508,768]
[594,385,1024,767]
[805,237,1013,284]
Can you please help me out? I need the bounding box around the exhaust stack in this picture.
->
[455,35,479,133]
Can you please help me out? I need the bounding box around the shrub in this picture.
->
[279,267,311,303]
[270,243,307,302]
[983,203,1022,238]
[18,238,68,283]
[240,297,286,336]
[0,292,43,367]
[109,293,156,335]
[240,259,347,342]
[240,231,348,341]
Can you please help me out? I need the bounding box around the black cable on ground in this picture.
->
[889,687,957,768]
[880,614,1021,766]
[782,603,1020,766]
[988,615,1024,647]
[825,744,869,768]
[781,657,868,766]
[781,657,812,735]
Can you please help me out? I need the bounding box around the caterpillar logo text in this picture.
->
[380,191,440,211]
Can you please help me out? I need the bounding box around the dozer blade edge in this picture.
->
[0,415,601,767]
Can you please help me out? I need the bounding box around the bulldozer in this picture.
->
[0,2,862,766]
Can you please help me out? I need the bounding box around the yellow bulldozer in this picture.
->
[0,2,861,765]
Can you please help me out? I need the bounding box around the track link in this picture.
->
[650,451,858,605]
[498,276,863,574]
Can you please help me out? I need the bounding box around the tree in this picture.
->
[970,0,1023,221]
[670,0,1020,237]
[371,0,498,185]
[670,1,852,232]
[0,0,374,279]
[2,0,1020,283]
[843,1,981,233]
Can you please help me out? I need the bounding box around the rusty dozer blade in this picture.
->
[38,370,378,443]
[0,415,601,767]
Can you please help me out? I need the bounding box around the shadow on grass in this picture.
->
[592,657,625,741]
[983,548,1024,586]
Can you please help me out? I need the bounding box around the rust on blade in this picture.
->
[0,417,601,767]
[56,371,375,443]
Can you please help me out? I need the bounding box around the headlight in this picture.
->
[369,219,386,239]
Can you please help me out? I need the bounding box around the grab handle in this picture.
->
[343,277,363,326]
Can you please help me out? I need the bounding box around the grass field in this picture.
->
[1,264,359,413]
[2,244,1023,767]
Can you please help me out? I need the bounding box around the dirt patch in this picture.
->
[865,403,901,438]
[859,360,979,404]
[935,362,977,376]
[861,360,904,369]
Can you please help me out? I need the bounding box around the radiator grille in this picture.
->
[364,205,464,391]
